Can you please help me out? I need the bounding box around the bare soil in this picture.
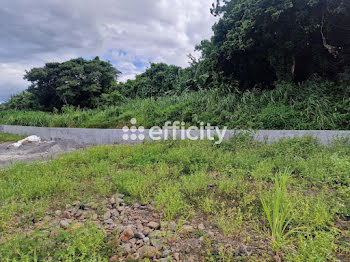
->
[0,140,84,167]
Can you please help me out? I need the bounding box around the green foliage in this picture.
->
[118,63,183,99]
[261,171,296,250]
[199,0,350,86]
[1,79,349,130]
[5,57,120,111]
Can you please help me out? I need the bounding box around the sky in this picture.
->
[0,0,217,102]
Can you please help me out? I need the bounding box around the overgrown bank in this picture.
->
[1,80,350,130]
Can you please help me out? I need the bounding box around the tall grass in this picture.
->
[1,79,349,129]
[261,171,295,250]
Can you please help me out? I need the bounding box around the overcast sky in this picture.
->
[0,0,217,102]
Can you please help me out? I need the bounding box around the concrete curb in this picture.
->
[1,125,350,145]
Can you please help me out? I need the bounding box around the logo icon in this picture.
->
[122,118,145,141]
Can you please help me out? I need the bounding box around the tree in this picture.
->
[118,63,182,98]
[198,0,350,88]
[21,57,120,110]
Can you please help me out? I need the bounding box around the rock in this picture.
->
[120,228,134,242]
[92,213,98,220]
[121,243,132,253]
[181,225,194,233]
[143,227,152,236]
[138,246,158,259]
[238,244,250,256]
[105,219,114,225]
[151,238,163,250]
[144,237,150,243]
[198,223,205,230]
[109,196,116,204]
[174,252,180,261]
[61,211,71,219]
[103,210,111,220]
[163,249,171,256]
[134,232,145,239]
[60,220,71,228]
[109,255,119,262]
[55,210,62,216]
[117,206,125,212]
[43,215,52,221]
[147,221,160,229]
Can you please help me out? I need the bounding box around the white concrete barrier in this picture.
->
[1,125,350,145]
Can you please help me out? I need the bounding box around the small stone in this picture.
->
[147,221,160,229]
[138,246,158,259]
[238,244,250,256]
[105,219,114,225]
[134,232,145,239]
[103,211,111,220]
[61,211,71,219]
[144,237,150,243]
[60,220,71,228]
[121,243,132,253]
[109,255,119,262]
[55,210,62,216]
[163,249,171,256]
[117,206,125,212]
[43,215,52,221]
[109,196,116,204]
[198,223,205,230]
[174,252,180,261]
[118,194,125,198]
[91,213,98,220]
[120,228,134,242]
[181,225,194,233]
[143,227,152,236]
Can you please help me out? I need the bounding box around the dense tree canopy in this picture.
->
[198,0,350,87]
[12,57,120,110]
[117,63,182,99]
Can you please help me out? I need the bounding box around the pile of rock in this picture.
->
[28,194,262,261]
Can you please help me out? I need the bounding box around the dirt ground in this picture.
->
[0,139,85,168]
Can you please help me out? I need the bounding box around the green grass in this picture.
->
[0,136,349,261]
[1,79,349,130]
[0,132,26,143]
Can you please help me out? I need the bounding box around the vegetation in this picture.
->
[0,133,26,143]
[3,57,120,111]
[1,0,349,131]
[1,79,349,130]
[0,137,349,260]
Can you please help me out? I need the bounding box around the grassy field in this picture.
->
[0,136,349,261]
[1,81,350,130]
[0,132,26,143]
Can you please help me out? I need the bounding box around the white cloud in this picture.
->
[0,0,217,100]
